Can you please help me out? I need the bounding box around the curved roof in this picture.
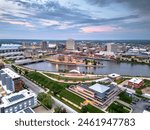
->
[69,69,80,74]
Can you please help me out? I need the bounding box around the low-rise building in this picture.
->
[0,89,37,113]
[0,68,24,94]
[70,83,119,108]
[128,78,144,88]
[108,73,121,80]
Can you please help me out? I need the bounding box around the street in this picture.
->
[21,76,45,95]
[21,76,77,113]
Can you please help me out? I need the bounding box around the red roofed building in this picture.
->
[128,78,144,88]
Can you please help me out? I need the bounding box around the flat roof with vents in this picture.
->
[0,90,36,107]
[89,83,110,94]
[129,78,143,84]
[2,68,20,79]
[8,94,25,102]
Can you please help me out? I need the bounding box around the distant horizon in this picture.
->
[0,39,150,41]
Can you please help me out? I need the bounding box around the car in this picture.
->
[132,102,136,105]
[134,99,139,102]
[145,106,150,111]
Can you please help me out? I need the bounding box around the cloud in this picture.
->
[85,0,150,15]
[1,19,35,28]
[39,19,60,26]
[2,0,140,30]
[80,26,122,33]
[0,0,149,39]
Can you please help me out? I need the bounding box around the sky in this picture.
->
[0,0,150,40]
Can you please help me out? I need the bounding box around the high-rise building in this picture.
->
[66,39,75,50]
[41,41,48,50]
[107,43,118,53]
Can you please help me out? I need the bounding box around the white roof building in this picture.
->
[95,51,115,56]
[69,69,80,74]
[2,68,20,79]
[108,73,120,79]
[89,83,110,93]
[128,78,143,84]
[0,90,36,107]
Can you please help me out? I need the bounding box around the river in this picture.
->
[24,61,150,77]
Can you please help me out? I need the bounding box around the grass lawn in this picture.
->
[118,91,132,104]
[107,101,130,113]
[19,69,107,113]
[44,72,99,82]
[59,89,85,106]
[115,78,126,84]
[26,71,69,94]
[86,104,104,113]
[55,96,81,112]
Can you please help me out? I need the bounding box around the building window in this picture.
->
[9,107,12,111]
[5,110,8,113]
[19,104,22,109]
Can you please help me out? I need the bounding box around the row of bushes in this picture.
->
[107,102,130,113]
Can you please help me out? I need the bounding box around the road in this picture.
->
[21,76,45,95]
[21,76,77,113]
[6,64,77,113]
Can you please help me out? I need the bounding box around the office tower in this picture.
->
[107,43,118,53]
[41,41,48,50]
[66,39,75,50]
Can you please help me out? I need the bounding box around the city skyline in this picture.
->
[0,0,150,40]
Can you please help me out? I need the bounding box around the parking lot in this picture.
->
[131,98,150,113]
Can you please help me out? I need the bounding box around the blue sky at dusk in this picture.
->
[0,0,150,40]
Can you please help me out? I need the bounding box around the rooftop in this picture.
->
[129,78,143,84]
[69,69,80,74]
[2,68,20,79]
[108,73,120,78]
[8,94,25,102]
[0,44,21,50]
[0,89,36,107]
[89,83,110,94]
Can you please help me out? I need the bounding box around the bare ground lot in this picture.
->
[33,106,52,113]
[142,87,150,94]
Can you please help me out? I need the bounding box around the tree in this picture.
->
[85,59,88,65]
[37,92,47,101]
[136,89,142,95]
[93,60,97,65]
[81,106,88,113]
[37,93,53,109]
[54,107,67,113]
[24,70,28,75]
[54,106,61,113]
[43,96,53,109]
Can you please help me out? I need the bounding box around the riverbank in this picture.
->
[46,59,104,67]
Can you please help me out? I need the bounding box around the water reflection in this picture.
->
[24,61,150,77]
